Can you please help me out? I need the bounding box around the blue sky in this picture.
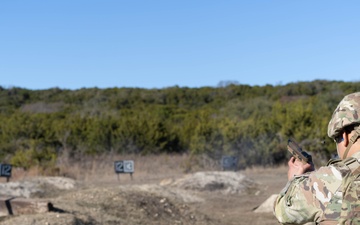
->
[1,1,359,90]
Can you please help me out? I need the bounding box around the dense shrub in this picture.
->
[0,80,359,169]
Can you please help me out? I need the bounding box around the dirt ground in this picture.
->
[0,165,288,225]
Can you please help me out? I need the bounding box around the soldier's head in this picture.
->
[328,92,360,159]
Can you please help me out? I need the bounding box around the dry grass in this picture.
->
[9,153,287,185]
[8,153,224,184]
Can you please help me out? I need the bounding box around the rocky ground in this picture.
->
[0,167,288,225]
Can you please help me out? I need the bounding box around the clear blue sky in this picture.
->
[1,1,359,90]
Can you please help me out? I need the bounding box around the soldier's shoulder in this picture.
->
[307,165,343,191]
[313,164,341,177]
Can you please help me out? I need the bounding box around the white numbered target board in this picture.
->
[0,164,12,177]
[114,160,134,173]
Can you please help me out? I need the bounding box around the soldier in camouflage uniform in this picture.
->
[273,92,360,224]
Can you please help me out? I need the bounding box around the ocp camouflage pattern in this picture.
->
[328,92,360,138]
[273,151,360,224]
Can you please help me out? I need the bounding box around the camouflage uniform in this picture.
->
[273,151,360,224]
[274,92,360,224]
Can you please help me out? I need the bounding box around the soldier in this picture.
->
[273,92,360,224]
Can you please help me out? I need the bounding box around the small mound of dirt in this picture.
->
[49,185,219,225]
[163,171,258,195]
[0,184,218,225]
[0,177,76,198]
[253,194,278,213]
[28,177,76,190]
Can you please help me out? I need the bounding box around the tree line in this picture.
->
[0,80,359,170]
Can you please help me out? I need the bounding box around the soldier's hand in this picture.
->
[287,156,315,180]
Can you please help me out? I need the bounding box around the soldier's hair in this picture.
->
[344,124,360,134]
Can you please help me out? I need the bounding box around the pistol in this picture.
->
[287,138,312,165]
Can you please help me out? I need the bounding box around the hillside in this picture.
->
[0,80,359,173]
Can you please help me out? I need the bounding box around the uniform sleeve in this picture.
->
[273,166,342,224]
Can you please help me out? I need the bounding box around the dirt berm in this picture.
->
[0,169,286,225]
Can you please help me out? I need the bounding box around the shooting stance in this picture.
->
[273,92,360,224]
